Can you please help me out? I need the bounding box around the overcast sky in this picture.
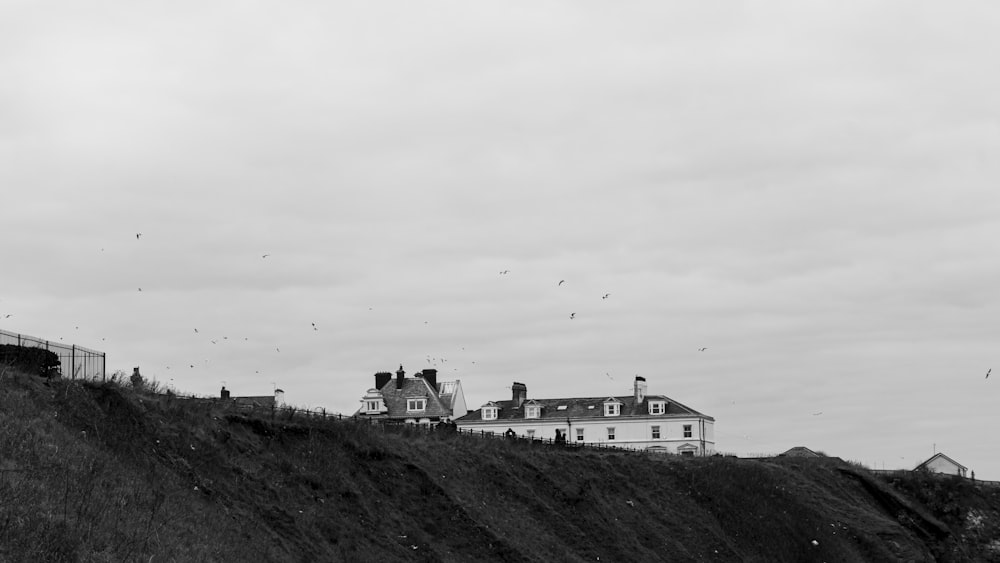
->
[3,2,999,477]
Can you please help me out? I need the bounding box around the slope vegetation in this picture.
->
[1,370,998,562]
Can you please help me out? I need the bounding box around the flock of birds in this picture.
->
[502,271,613,321]
[2,232,995,407]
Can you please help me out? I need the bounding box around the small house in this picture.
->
[914,453,968,477]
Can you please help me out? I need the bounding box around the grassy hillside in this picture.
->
[2,369,999,562]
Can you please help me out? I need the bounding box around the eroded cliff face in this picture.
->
[2,372,998,562]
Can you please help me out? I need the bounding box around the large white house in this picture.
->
[456,376,715,455]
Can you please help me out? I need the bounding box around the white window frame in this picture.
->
[683,424,692,438]
[604,403,621,416]
[651,425,661,439]
[525,405,540,419]
[575,428,585,442]
[526,429,535,438]
[482,407,498,420]
[366,400,381,413]
[607,427,615,441]
[407,398,426,412]
[649,401,665,415]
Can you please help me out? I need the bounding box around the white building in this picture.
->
[456,376,715,455]
[915,452,969,477]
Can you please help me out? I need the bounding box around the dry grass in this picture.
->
[2,370,998,562]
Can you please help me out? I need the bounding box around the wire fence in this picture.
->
[870,468,1000,488]
[163,395,659,454]
[0,328,106,381]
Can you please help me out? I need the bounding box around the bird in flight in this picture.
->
[194,328,198,333]
[137,288,142,292]
[698,347,708,352]
[987,368,992,379]
[558,280,565,286]
[262,254,270,259]
[136,233,142,239]
[570,313,576,319]
[812,412,823,416]
[500,270,509,275]
[602,293,610,299]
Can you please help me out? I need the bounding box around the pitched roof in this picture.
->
[233,396,275,408]
[779,446,823,458]
[915,452,968,472]
[371,377,451,419]
[457,394,712,422]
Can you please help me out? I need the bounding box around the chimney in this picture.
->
[422,369,438,393]
[634,376,647,403]
[375,371,392,389]
[396,365,405,390]
[511,382,527,407]
[221,386,230,400]
[274,388,285,406]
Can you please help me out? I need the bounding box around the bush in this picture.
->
[0,344,60,378]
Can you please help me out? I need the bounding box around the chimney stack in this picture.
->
[375,371,392,389]
[221,386,230,400]
[396,365,405,390]
[634,376,647,403]
[511,382,527,407]
[421,369,438,393]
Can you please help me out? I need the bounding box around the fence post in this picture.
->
[71,345,76,380]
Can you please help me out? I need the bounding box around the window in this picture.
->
[649,402,665,415]
[604,403,620,416]
[482,407,498,420]
[407,399,426,412]
[683,424,692,438]
[607,427,615,440]
[525,406,540,419]
[651,425,661,439]
[366,400,381,413]
[526,429,535,438]
[680,450,695,457]
[576,428,584,442]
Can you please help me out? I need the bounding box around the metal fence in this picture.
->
[870,467,1000,487]
[0,328,106,381]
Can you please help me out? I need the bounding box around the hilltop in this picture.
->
[2,370,999,562]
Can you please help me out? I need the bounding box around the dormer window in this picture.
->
[648,401,666,415]
[525,405,541,419]
[361,388,386,415]
[407,398,426,412]
[482,406,498,420]
[604,402,621,416]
